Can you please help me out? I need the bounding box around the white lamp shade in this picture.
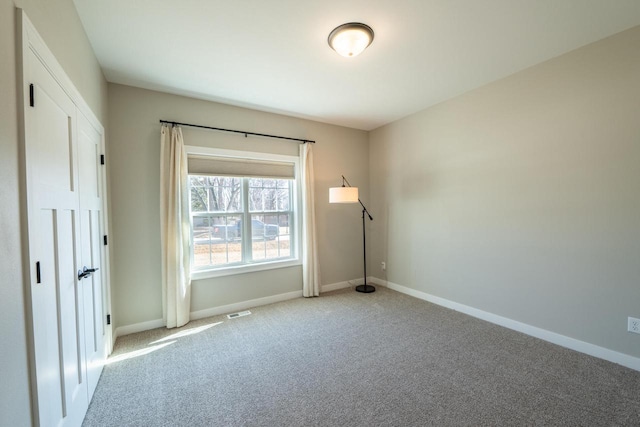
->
[330,186,358,203]
[328,23,374,58]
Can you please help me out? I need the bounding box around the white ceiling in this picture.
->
[73,0,640,131]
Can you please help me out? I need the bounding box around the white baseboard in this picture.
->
[369,277,386,287]
[115,277,374,338]
[115,290,303,338]
[376,278,640,372]
[190,290,302,321]
[114,318,165,340]
[321,280,352,293]
[321,277,383,293]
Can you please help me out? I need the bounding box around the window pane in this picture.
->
[193,214,242,267]
[263,189,277,211]
[277,214,291,258]
[211,177,241,212]
[252,240,266,261]
[277,186,289,211]
[211,215,241,241]
[192,216,213,267]
[190,176,242,213]
[249,179,282,212]
[249,214,290,261]
[277,239,290,258]
[278,214,290,237]
[250,234,290,260]
[190,186,208,212]
[249,179,292,212]
[190,173,296,272]
[248,186,263,212]
[250,214,278,240]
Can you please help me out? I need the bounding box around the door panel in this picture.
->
[26,49,88,427]
[57,209,85,413]
[32,85,74,194]
[31,209,65,425]
[77,111,107,399]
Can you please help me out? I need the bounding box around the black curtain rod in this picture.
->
[159,120,315,144]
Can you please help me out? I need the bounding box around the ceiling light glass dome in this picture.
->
[328,23,374,57]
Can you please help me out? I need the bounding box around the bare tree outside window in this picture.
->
[190,176,241,214]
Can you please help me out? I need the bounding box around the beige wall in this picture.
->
[369,26,640,358]
[107,84,369,328]
[0,0,108,425]
[3,11,636,427]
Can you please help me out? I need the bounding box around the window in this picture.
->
[248,178,292,261]
[186,147,299,278]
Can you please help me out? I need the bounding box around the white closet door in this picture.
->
[24,49,89,427]
[77,111,107,399]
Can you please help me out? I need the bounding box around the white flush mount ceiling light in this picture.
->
[328,22,374,58]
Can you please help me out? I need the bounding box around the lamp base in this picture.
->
[355,284,376,293]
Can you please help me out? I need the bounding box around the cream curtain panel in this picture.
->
[160,124,192,328]
[300,143,320,297]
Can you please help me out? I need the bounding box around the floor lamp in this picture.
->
[329,175,375,293]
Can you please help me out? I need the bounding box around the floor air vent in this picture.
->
[227,310,251,319]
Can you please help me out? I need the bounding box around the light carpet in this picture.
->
[83,287,640,426]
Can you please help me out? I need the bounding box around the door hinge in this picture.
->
[103,235,108,246]
[106,314,111,325]
[36,261,41,283]
[29,84,34,107]
[100,154,105,165]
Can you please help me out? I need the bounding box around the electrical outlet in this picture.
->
[628,317,640,334]
[381,261,386,271]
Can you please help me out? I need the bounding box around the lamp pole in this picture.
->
[358,206,374,293]
[340,175,374,293]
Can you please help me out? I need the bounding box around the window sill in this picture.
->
[190,258,301,281]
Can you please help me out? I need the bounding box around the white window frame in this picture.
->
[186,145,301,280]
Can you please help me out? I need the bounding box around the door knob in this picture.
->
[78,266,99,280]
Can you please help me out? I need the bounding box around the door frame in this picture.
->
[16,8,113,424]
